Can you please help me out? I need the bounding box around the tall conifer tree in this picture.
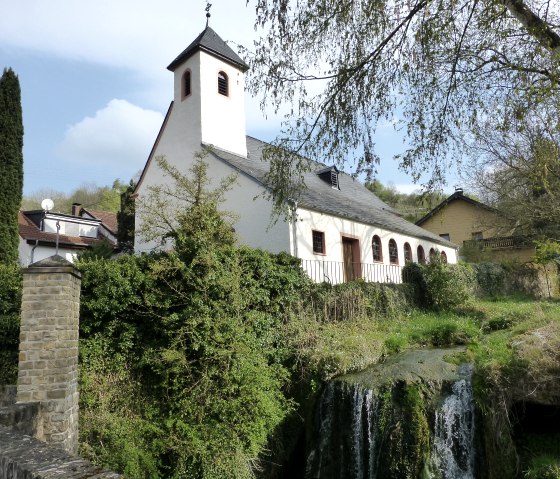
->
[0,68,24,264]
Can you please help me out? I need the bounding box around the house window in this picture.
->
[404,242,412,263]
[429,248,436,260]
[218,71,228,96]
[182,70,191,99]
[472,231,483,240]
[417,245,426,264]
[388,239,399,264]
[312,230,325,254]
[441,251,448,263]
[317,166,340,190]
[439,233,450,241]
[372,235,382,262]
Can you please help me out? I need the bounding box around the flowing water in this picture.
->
[428,364,476,479]
[306,381,381,479]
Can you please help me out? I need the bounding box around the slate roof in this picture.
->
[167,26,249,72]
[415,190,496,226]
[209,136,457,249]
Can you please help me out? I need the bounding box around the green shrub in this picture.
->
[403,257,474,310]
[78,250,295,479]
[473,262,507,297]
[483,310,526,332]
[79,336,164,478]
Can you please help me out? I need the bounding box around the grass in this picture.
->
[290,295,560,382]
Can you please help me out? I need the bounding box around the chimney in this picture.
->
[454,187,464,195]
[71,203,82,216]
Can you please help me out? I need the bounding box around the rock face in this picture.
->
[476,322,560,479]
[306,348,478,479]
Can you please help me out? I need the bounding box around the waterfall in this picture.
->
[429,365,476,479]
[306,361,477,479]
[306,381,380,479]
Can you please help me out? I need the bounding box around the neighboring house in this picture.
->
[415,189,535,262]
[18,206,117,266]
[78,206,118,245]
[133,26,458,284]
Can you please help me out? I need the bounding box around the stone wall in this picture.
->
[0,426,121,478]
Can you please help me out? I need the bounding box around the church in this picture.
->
[133,25,458,284]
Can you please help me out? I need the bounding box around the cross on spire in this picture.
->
[205,2,212,27]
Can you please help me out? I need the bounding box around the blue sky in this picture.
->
[1,0,458,201]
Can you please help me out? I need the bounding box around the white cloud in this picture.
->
[57,99,163,173]
[0,0,256,75]
[393,183,423,194]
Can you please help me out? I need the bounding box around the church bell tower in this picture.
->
[167,24,249,157]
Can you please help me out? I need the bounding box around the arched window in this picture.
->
[388,239,399,264]
[372,235,382,262]
[417,245,426,264]
[429,248,436,261]
[441,251,448,263]
[182,70,191,99]
[218,71,228,96]
[404,242,412,263]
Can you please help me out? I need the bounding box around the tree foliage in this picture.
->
[466,114,560,239]
[137,151,238,253]
[117,180,136,252]
[244,0,560,215]
[0,68,24,265]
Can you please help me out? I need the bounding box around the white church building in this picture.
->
[133,26,458,284]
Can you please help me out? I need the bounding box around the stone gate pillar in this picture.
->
[16,255,81,454]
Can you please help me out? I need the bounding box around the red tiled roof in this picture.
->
[18,211,109,248]
[82,208,118,235]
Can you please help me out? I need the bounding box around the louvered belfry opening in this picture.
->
[183,70,191,97]
[218,71,228,96]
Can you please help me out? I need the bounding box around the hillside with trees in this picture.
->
[21,179,131,214]
[364,180,446,222]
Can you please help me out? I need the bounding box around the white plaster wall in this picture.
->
[199,54,247,157]
[19,241,78,267]
[210,158,291,254]
[295,207,458,282]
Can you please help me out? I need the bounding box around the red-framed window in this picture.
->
[312,230,325,254]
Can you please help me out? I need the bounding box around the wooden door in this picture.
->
[342,237,356,282]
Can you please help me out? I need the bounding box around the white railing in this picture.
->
[300,259,404,284]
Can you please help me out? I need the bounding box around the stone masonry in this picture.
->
[16,255,81,454]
